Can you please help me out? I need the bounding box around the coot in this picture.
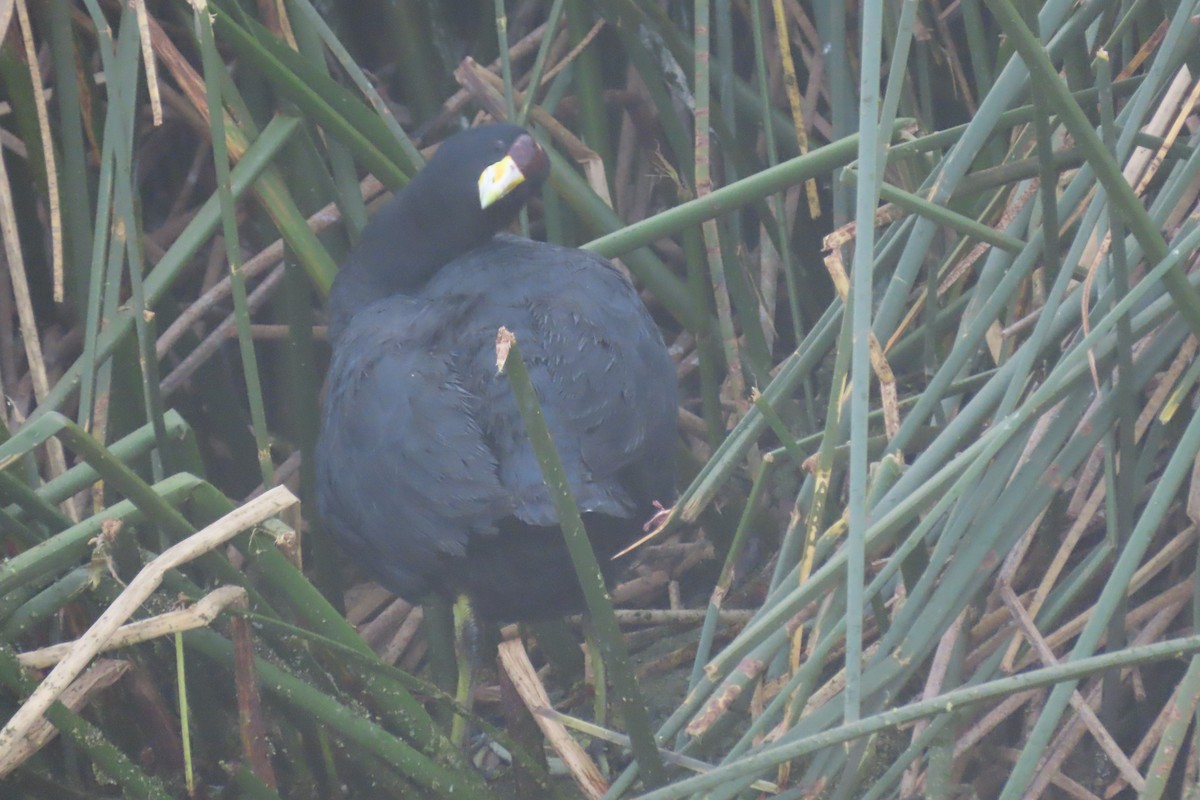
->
[316,123,677,622]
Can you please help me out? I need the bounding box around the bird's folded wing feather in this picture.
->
[317,301,511,592]
[433,241,678,527]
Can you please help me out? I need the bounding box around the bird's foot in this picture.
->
[643,500,672,533]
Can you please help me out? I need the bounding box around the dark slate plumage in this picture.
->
[316,124,677,622]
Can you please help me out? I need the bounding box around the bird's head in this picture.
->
[421,122,550,234]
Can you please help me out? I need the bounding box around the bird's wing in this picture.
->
[316,299,510,598]
[435,240,679,528]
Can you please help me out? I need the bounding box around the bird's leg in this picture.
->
[450,594,478,748]
[528,619,585,684]
[497,644,547,794]
[583,615,610,772]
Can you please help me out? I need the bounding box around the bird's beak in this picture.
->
[478,154,527,210]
